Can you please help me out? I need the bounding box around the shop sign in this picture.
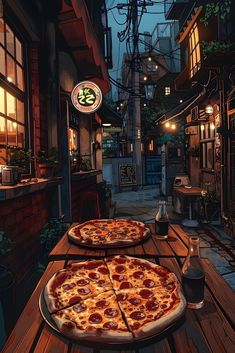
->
[185,126,198,135]
[71,81,102,114]
[119,164,137,186]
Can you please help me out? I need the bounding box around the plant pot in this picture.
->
[37,163,54,178]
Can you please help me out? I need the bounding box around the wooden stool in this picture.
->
[79,191,101,222]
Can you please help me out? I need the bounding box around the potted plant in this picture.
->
[36,147,58,178]
[0,147,33,182]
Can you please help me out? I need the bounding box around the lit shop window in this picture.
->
[200,122,216,170]
[0,19,26,156]
[165,86,171,96]
[69,127,78,153]
[189,22,201,78]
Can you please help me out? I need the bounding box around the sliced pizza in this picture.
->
[44,260,112,313]
[116,285,186,338]
[105,255,176,290]
[52,290,133,342]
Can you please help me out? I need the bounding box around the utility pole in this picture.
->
[131,0,142,188]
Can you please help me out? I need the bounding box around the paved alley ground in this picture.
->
[112,186,235,291]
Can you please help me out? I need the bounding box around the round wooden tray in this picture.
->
[39,291,185,349]
[67,219,151,249]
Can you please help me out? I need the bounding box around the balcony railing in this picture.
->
[164,0,189,20]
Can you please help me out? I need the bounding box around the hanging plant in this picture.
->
[200,0,231,26]
[201,40,234,56]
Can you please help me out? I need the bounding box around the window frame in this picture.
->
[0,17,28,155]
[189,22,201,78]
[200,122,215,171]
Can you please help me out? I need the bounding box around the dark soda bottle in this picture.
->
[155,201,169,239]
[182,236,205,309]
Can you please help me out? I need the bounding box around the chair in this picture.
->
[79,191,101,222]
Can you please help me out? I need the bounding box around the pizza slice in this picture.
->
[44,260,112,313]
[105,255,176,290]
[68,222,110,246]
[116,285,186,339]
[52,290,133,342]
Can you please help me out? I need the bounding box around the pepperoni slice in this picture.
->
[143,279,155,288]
[131,322,141,330]
[85,261,102,270]
[133,271,144,279]
[104,308,118,318]
[116,293,128,302]
[120,281,133,289]
[103,321,118,330]
[145,300,159,311]
[98,267,109,274]
[77,279,89,286]
[97,280,107,287]
[77,287,90,295]
[130,311,146,320]
[112,274,124,282]
[96,300,109,308]
[73,303,87,313]
[63,321,75,329]
[139,289,153,298]
[89,313,102,324]
[160,304,168,309]
[129,298,141,306]
[115,257,127,264]
[69,295,81,305]
[89,272,100,280]
[115,265,126,273]
[154,311,164,320]
[62,283,76,290]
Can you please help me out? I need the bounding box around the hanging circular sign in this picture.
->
[71,81,103,114]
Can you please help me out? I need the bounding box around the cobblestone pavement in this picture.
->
[112,186,235,291]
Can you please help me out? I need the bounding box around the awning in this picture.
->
[58,0,110,94]
[97,102,123,127]
[156,89,206,124]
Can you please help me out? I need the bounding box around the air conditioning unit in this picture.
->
[191,106,198,121]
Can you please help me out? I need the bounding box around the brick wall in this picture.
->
[0,191,49,282]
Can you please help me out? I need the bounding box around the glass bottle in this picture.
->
[182,236,205,309]
[155,201,169,238]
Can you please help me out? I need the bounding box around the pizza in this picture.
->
[67,219,150,247]
[43,256,186,343]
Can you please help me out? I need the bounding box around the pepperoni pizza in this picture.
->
[67,219,150,247]
[43,256,186,342]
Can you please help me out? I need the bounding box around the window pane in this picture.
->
[7,54,16,84]
[16,64,24,91]
[0,87,5,114]
[7,119,17,146]
[15,37,22,65]
[204,123,209,139]
[6,24,14,56]
[6,92,16,119]
[16,99,25,123]
[0,19,4,45]
[0,47,5,76]
[207,142,213,169]
[0,116,6,145]
[17,124,25,148]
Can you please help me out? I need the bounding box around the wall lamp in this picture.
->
[205,104,214,115]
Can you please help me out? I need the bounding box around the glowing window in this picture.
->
[189,23,201,78]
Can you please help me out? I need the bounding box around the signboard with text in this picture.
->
[71,81,102,114]
[119,164,137,186]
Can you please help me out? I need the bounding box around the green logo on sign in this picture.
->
[78,88,96,107]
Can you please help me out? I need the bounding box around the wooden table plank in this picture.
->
[201,258,235,329]
[170,224,190,248]
[1,260,65,353]
[33,327,70,353]
[138,339,173,353]
[160,258,235,353]
[166,227,188,257]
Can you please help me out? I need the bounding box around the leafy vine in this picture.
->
[200,0,231,26]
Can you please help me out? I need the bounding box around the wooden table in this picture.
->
[174,187,206,227]
[49,223,190,260]
[2,256,235,353]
